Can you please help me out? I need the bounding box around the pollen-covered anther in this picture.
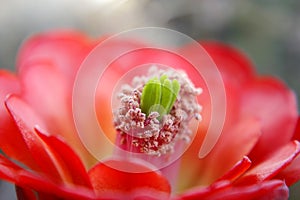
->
[113,66,202,156]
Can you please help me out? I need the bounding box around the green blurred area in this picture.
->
[0,0,299,199]
[167,0,300,103]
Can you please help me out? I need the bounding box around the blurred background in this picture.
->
[0,0,299,199]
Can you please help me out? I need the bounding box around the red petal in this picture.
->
[5,95,63,181]
[19,60,71,135]
[0,70,38,168]
[180,41,255,129]
[200,118,261,182]
[18,174,97,200]
[274,118,300,186]
[275,153,300,186]
[273,118,300,186]
[0,70,41,170]
[19,53,94,167]
[237,140,300,185]
[200,41,255,86]
[177,180,288,200]
[216,156,252,182]
[5,95,96,186]
[17,30,91,83]
[178,118,261,189]
[175,181,231,200]
[88,157,171,199]
[242,78,298,161]
[35,127,92,187]
[200,42,298,162]
[0,155,99,200]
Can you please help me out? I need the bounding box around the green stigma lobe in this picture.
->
[140,78,161,116]
[140,75,180,118]
[161,79,173,116]
[170,79,180,111]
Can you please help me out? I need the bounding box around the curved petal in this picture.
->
[175,181,231,200]
[178,118,261,190]
[35,127,92,188]
[19,60,72,136]
[0,70,38,168]
[176,180,288,200]
[180,41,256,129]
[88,157,171,199]
[242,78,298,161]
[5,95,97,186]
[275,154,300,186]
[0,155,98,200]
[275,118,300,186]
[19,59,95,167]
[17,30,92,83]
[236,140,300,185]
[197,118,261,183]
[199,41,298,161]
[200,41,255,86]
[216,156,252,182]
[5,95,64,181]
[176,157,252,199]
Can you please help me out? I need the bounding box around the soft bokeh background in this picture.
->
[0,0,299,199]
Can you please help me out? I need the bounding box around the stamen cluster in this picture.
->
[114,67,202,156]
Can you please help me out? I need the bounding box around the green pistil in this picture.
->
[140,75,180,119]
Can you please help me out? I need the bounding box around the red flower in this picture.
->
[0,30,299,200]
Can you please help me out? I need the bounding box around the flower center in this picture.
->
[113,66,202,156]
